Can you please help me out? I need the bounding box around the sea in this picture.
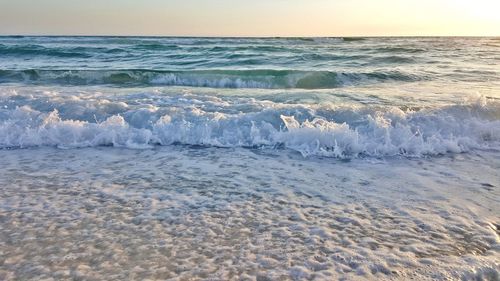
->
[0,36,499,280]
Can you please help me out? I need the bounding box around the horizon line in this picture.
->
[0,34,499,38]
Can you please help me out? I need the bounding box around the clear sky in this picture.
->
[0,0,499,36]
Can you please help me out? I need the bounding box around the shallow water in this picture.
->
[0,36,499,280]
[0,147,499,280]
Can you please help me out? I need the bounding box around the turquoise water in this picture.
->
[0,36,498,89]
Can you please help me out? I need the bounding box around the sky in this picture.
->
[0,0,499,36]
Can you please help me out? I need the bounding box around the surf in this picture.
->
[1,95,498,158]
[0,69,421,89]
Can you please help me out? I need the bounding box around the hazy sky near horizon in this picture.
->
[0,0,499,36]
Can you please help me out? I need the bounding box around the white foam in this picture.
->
[151,73,275,89]
[0,146,498,280]
[1,93,499,158]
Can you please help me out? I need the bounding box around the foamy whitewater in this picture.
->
[0,36,499,280]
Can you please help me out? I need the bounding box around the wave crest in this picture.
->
[0,69,421,89]
[1,99,498,158]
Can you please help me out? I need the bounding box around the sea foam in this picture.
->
[1,94,498,158]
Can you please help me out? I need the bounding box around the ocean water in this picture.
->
[0,36,499,280]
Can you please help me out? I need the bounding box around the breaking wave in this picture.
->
[1,95,498,158]
[0,69,421,89]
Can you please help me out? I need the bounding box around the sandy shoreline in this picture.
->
[0,147,498,280]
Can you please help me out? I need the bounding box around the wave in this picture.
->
[0,44,92,58]
[132,43,180,51]
[0,69,421,89]
[342,37,366,42]
[3,35,24,38]
[1,97,498,158]
[276,37,316,42]
[367,46,427,54]
[370,56,416,64]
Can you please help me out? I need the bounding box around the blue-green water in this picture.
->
[0,36,499,156]
[1,36,498,88]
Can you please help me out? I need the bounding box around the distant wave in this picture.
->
[0,69,421,89]
[3,35,24,38]
[370,55,416,64]
[342,37,366,42]
[0,44,92,58]
[367,46,427,54]
[132,43,180,51]
[1,95,498,158]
